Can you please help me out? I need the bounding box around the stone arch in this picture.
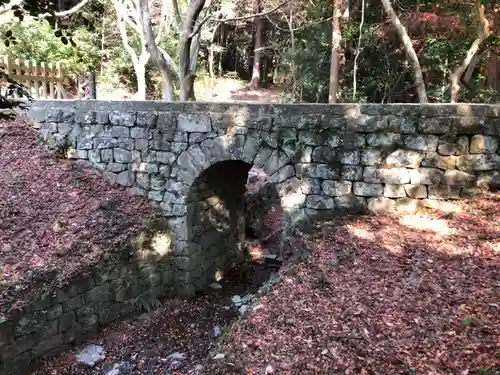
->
[167,134,299,293]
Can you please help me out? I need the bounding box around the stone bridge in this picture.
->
[27,100,500,294]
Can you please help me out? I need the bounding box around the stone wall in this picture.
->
[26,101,500,219]
[0,221,178,375]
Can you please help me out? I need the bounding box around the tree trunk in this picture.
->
[328,0,343,103]
[249,0,263,90]
[380,0,428,103]
[134,58,148,99]
[138,0,177,100]
[486,4,499,91]
[450,0,490,103]
[179,0,206,101]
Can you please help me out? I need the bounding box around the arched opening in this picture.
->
[186,160,253,289]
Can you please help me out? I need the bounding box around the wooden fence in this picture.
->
[0,55,69,99]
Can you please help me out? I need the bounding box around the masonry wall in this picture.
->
[0,225,178,375]
[26,101,500,219]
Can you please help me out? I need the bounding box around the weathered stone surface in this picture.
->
[340,165,363,180]
[178,113,211,133]
[409,168,443,185]
[367,197,396,213]
[385,149,424,168]
[442,170,476,187]
[339,150,360,165]
[353,182,383,197]
[363,167,410,184]
[366,133,402,147]
[383,184,406,198]
[456,154,500,171]
[109,111,136,127]
[404,135,439,151]
[404,184,427,199]
[322,180,352,196]
[418,117,452,134]
[421,153,456,170]
[428,185,461,199]
[305,195,334,210]
[469,135,498,154]
[116,171,134,187]
[113,148,133,163]
[437,135,469,156]
[360,149,383,166]
[296,163,339,180]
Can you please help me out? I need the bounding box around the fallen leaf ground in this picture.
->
[0,117,163,314]
[207,193,500,375]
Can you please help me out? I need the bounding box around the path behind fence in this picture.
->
[0,55,68,99]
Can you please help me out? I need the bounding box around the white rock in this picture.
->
[231,295,242,305]
[213,325,222,337]
[76,344,105,367]
[208,282,222,289]
[213,353,225,360]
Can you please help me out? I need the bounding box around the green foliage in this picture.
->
[0,16,99,76]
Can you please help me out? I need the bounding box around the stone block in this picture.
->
[333,195,367,212]
[109,111,136,127]
[363,167,410,184]
[452,117,485,134]
[31,334,63,358]
[136,111,158,127]
[437,135,469,156]
[296,163,339,180]
[404,135,439,151]
[113,148,132,163]
[116,171,135,187]
[366,133,402,146]
[110,126,129,138]
[59,312,76,332]
[107,163,126,173]
[311,146,336,163]
[418,117,452,134]
[442,170,476,187]
[136,173,150,190]
[404,184,427,199]
[322,180,352,196]
[67,149,87,160]
[131,127,149,139]
[456,154,500,171]
[384,184,406,198]
[409,168,443,185]
[305,195,334,210]
[420,152,456,170]
[178,113,211,132]
[353,182,383,197]
[85,283,112,303]
[469,135,498,154]
[367,197,396,213]
[360,148,383,166]
[340,165,363,180]
[157,151,176,164]
[96,111,109,124]
[62,295,85,312]
[148,190,163,201]
[46,304,63,321]
[339,150,360,165]
[385,149,424,168]
[132,162,159,174]
[428,185,461,199]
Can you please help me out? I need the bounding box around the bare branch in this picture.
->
[54,0,90,16]
[450,0,491,103]
[189,0,288,38]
